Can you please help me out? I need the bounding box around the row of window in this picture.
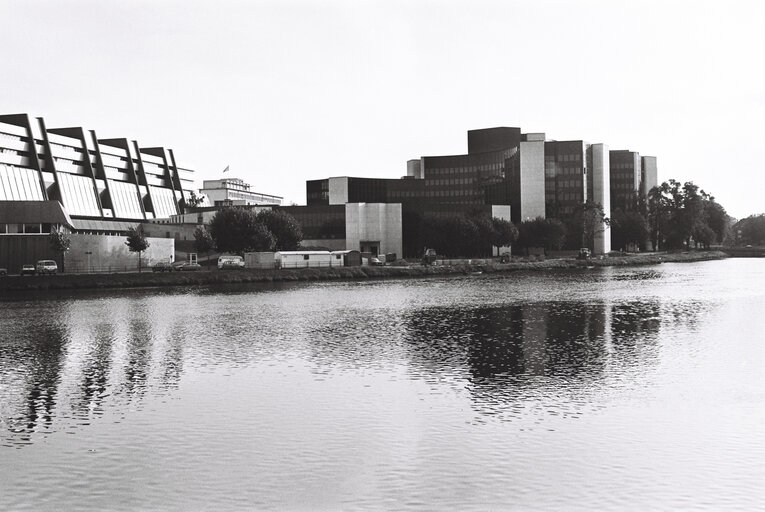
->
[545,153,582,163]
[611,162,637,170]
[424,189,479,197]
[611,171,637,181]
[0,223,57,234]
[427,163,503,175]
[548,179,584,189]
[425,178,477,186]
[611,182,638,190]
[545,164,584,175]
[388,190,424,198]
[545,192,584,202]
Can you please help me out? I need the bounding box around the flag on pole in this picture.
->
[222,165,230,174]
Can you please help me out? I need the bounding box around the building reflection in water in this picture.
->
[401,300,669,418]
[0,296,186,447]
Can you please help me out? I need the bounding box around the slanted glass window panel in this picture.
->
[0,164,43,200]
[108,180,144,219]
[149,186,178,218]
[58,173,100,217]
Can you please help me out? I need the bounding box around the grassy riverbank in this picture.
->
[0,250,729,292]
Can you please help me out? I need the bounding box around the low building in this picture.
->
[280,203,402,258]
[201,178,282,206]
[0,200,173,273]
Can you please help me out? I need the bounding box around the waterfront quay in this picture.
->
[0,250,728,293]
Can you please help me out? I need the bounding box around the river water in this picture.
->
[0,259,763,511]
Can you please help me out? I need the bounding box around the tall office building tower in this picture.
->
[609,150,642,214]
[588,144,611,255]
[640,156,658,197]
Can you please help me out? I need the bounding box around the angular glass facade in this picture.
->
[0,114,196,233]
[57,172,100,217]
[0,164,45,201]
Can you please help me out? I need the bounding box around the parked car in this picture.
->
[368,257,384,266]
[36,260,58,275]
[0,268,7,276]
[179,262,202,271]
[152,262,172,272]
[20,264,36,276]
[171,261,188,271]
[218,255,245,269]
[577,248,591,260]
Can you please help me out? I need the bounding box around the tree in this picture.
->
[193,226,216,262]
[518,217,566,253]
[734,214,765,246]
[471,213,497,257]
[184,191,206,208]
[489,217,518,255]
[574,200,609,250]
[125,226,150,272]
[421,215,482,258]
[611,208,648,251]
[647,180,731,250]
[256,209,303,251]
[208,208,275,255]
[48,229,71,273]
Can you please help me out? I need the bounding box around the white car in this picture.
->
[36,260,58,274]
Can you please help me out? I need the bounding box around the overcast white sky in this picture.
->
[1,0,762,218]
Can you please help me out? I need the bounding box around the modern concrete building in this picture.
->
[201,178,282,206]
[608,150,658,217]
[609,150,642,213]
[544,140,589,218]
[306,127,621,254]
[0,113,196,232]
[0,113,194,272]
[280,202,402,257]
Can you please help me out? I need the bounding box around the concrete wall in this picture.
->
[641,156,658,196]
[66,234,175,272]
[344,202,402,257]
[589,144,611,254]
[407,159,423,179]
[140,222,199,242]
[0,233,174,272]
[328,177,349,205]
[491,205,512,221]
[519,140,546,221]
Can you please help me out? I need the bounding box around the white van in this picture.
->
[218,255,245,269]
[36,260,58,274]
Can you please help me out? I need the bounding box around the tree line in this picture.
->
[610,180,731,251]
[194,208,303,257]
